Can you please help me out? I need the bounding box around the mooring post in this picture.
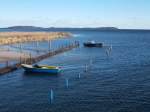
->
[109,45,112,52]
[36,41,39,53]
[19,43,22,53]
[65,78,69,88]
[78,73,81,79]
[48,40,51,52]
[106,49,110,57]
[20,56,22,64]
[85,64,88,72]
[49,89,54,104]
[105,45,112,57]
[24,54,26,64]
[24,57,26,64]
[29,53,32,64]
[6,61,9,67]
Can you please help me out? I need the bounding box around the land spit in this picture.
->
[0,32,72,45]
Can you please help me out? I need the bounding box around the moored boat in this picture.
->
[83,41,103,47]
[21,64,61,74]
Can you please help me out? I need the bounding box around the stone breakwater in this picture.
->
[0,32,72,45]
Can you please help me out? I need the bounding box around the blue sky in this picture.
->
[0,0,150,29]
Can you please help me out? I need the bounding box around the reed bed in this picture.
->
[0,32,72,45]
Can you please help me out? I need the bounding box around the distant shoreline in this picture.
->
[0,26,150,32]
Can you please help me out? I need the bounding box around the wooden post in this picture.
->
[20,56,22,64]
[6,61,9,67]
[24,57,26,64]
[85,64,88,72]
[29,53,32,64]
[66,78,69,88]
[49,89,54,104]
[48,40,51,52]
[78,73,81,79]
[19,43,22,53]
[36,41,39,53]
[106,49,110,57]
[109,45,112,52]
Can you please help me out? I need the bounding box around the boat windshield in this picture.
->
[90,41,96,44]
[34,64,41,68]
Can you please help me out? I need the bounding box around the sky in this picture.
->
[0,0,150,29]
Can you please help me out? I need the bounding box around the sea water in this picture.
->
[0,30,150,112]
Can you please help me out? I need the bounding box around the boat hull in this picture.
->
[22,65,61,74]
[83,43,103,47]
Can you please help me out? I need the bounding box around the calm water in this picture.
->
[1,30,150,112]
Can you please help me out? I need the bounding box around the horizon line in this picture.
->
[0,25,150,30]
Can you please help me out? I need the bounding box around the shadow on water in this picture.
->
[23,71,60,77]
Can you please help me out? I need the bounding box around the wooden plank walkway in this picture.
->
[0,41,79,75]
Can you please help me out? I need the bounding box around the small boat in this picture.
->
[83,41,103,47]
[21,64,61,74]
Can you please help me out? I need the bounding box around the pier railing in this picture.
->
[0,41,79,75]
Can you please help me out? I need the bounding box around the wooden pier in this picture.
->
[0,41,79,75]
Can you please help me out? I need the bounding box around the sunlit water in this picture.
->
[1,30,150,112]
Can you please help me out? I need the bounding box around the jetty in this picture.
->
[0,41,79,75]
[0,32,79,75]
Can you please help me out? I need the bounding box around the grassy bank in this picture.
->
[0,32,72,45]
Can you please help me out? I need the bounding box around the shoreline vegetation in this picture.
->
[0,32,72,45]
[0,32,72,62]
